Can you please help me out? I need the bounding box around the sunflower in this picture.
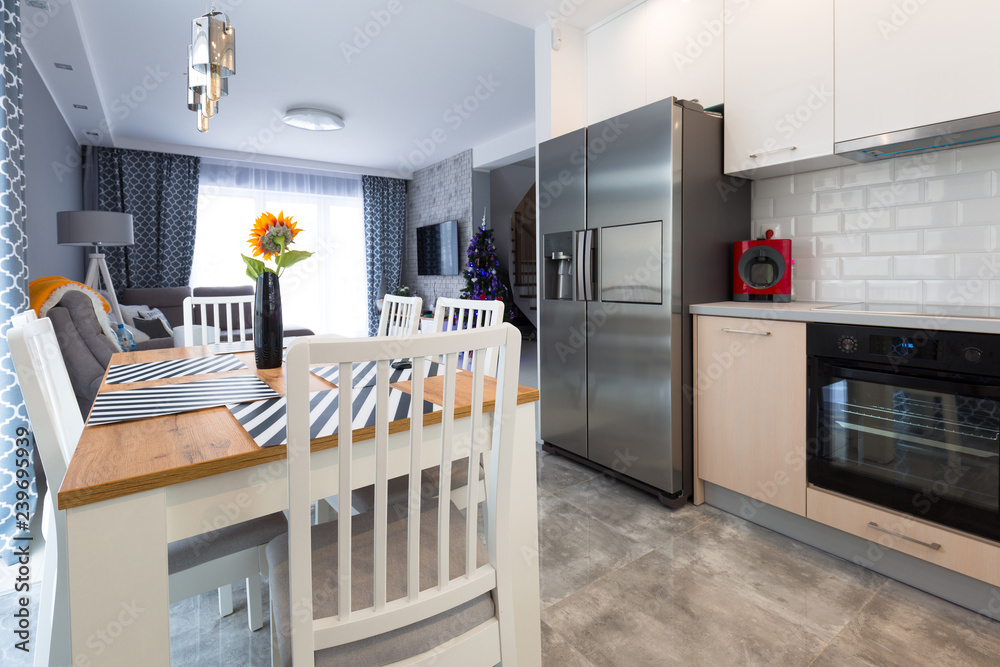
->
[247,211,302,260]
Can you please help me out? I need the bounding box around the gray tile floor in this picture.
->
[4,342,1000,665]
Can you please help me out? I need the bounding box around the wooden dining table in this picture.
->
[58,343,542,665]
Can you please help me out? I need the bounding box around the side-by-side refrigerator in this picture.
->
[538,97,749,506]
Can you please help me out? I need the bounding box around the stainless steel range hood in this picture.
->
[835,111,1000,162]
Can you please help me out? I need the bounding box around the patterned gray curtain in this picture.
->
[363,175,407,336]
[0,0,35,566]
[94,147,201,294]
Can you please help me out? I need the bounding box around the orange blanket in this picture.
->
[29,276,110,316]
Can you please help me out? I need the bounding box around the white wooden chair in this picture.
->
[6,316,286,666]
[431,297,505,376]
[182,294,255,346]
[269,324,522,666]
[377,294,422,337]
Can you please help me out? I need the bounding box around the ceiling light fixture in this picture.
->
[73,104,88,110]
[54,62,73,71]
[282,108,346,132]
[26,0,50,10]
[188,6,235,133]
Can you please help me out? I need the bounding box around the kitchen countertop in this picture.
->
[690,301,1000,335]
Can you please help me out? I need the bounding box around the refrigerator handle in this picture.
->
[583,229,595,301]
[575,230,587,300]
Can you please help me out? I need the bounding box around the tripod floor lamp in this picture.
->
[56,211,134,323]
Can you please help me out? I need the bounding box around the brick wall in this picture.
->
[403,150,473,312]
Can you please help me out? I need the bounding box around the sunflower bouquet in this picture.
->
[241,211,313,280]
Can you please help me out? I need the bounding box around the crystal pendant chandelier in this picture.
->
[188,7,235,133]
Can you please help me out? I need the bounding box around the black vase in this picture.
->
[254,272,283,369]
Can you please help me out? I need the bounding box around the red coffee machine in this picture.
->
[733,230,792,302]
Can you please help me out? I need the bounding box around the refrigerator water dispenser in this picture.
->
[543,232,574,300]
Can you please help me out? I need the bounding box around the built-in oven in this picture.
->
[807,323,1000,542]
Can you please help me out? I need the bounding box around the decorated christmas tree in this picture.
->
[460,209,518,320]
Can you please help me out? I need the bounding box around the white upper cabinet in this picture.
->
[835,0,1000,143]
[586,4,647,123]
[586,0,725,125]
[723,0,848,178]
[645,0,724,110]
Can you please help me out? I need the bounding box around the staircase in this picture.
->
[511,184,537,323]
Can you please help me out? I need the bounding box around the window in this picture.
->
[192,161,367,337]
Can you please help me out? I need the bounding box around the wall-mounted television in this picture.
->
[416,220,460,276]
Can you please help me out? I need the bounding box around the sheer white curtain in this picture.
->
[191,160,367,336]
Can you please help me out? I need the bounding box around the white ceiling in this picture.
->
[23,0,597,177]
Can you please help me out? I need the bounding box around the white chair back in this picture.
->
[182,294,254,346]
[7,315,84,667]
[282,324,522,665]
[376,294,422,337]
[431,297,505,375]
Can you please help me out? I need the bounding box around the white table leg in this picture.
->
[66,490,170,666]
[507,403,541,665]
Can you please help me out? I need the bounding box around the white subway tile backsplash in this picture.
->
[894,151,957,181]
[754,218,790,240]
[815,281,866,302]
[923,279,989,306]
[924,172,992,203]
[795,257,840,279]
[841,256,892,279]
[817,234,865,256]
[959,198,1000,226]
[752,146,1000,303]
[792,214,840,236]
[774,193,818,217]
[841,161,893,187]
[893,254,954,279]
[844,209,892,232]
[867,280,922,304]
[867,182,921,208]
[924,226,991,253]
[752,197,773,220]
[818,188,866,213]
[754,175,794,199]
[794,168,841,193]
[895,202,957,229]
[868,231,922,255]
[955,253,1000,279]
[956,142,1000,173]
[791,236,817,259]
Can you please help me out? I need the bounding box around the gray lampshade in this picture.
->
[57,211,134,247]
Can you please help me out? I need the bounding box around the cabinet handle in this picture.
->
[867,522,942,551]
[721,328,771,336]
[749,146,798,158]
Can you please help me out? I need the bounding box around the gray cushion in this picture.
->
[351,460,474,517]
[167,511,287,575]
[266,502,494,667]
[121,287,192,328]
[133,316,172,339]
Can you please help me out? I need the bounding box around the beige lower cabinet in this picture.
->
[694,315,807,516]
[807,487,1000,587]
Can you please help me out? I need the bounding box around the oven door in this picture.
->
[808,357,1000,542]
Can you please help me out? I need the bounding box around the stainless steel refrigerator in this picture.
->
[538,97,749,506]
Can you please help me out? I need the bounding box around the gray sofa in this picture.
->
[121,285,314,349]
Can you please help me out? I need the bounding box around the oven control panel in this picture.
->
[807,323,1000,376]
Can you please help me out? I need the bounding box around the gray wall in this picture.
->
[24,54,84,282]
[403,150,473,311]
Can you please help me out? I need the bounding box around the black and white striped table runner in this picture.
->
[104,354,247,384]
[310,360,444,388]
[89,375,280,426]
[228,385,442,448]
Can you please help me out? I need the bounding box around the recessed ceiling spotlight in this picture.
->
[54,63,73,71]
[26,0,50,9]
[73,104,88,110]
[85,131,99,137]
[282,108,345,132]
